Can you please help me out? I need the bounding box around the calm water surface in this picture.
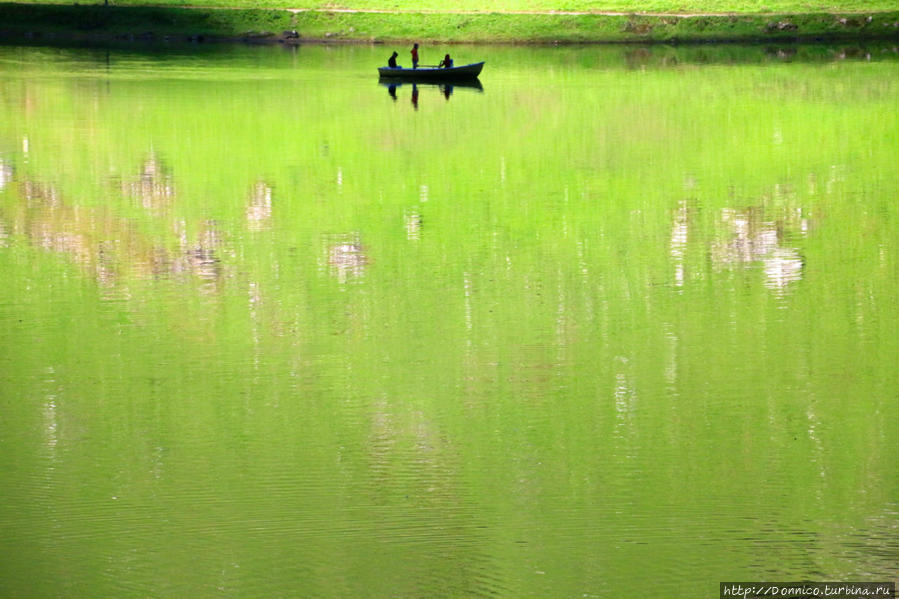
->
[0,42,897,597]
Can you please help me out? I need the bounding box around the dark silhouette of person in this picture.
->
[411,84,419,110]
[387,51,398,68]
[411,43,419,69]
[439,54,453,69]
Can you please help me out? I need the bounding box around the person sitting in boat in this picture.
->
[439,54,454,69]
[387,51,399,68]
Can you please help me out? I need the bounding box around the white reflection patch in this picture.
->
[0,159,12,190]
[246,182,273,231]
[325,233,367,283]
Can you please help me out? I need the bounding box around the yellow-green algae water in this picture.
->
[0,43,896,597]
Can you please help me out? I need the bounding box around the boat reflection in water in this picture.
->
[380,79,484,104]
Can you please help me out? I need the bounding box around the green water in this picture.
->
[0,42,896,597]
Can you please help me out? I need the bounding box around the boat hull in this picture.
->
[378,61,484,81]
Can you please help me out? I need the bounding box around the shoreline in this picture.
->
[1,4,899,45]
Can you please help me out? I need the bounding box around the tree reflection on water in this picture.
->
[3,172,228,292]
[122,154,174,215]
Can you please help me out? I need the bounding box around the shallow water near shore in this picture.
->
[0,42,897,597]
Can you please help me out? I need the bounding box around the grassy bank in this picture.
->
[6,0,899,12]
[289,10,899,43]
[1,3,898,44]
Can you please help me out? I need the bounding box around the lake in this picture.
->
[0,41,897,597]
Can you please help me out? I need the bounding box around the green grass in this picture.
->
[289,10,899,42]
[6,0,899,12]
[1,1,898,42]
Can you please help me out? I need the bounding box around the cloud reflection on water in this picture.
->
[711,206,806,291]
[671,199,808,293]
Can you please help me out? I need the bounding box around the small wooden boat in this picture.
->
[378,61,484,81]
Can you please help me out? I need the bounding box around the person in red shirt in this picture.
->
[411,43,419,69]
